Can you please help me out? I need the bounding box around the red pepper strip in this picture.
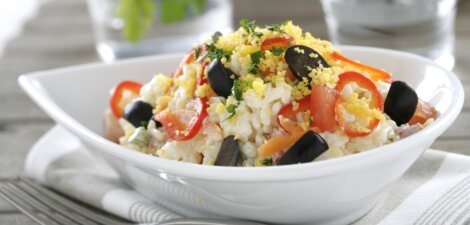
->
[332,52,392,83]
[109,80,142,118]
[310,85,339,132]
[197,61,209,85]
[277,95,311,133]
[154,98,208,141]
[261,36,294,52]
[173,50,196,78]
[335,71,384,137]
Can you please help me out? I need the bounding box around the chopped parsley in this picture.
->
[260,158,273,166]
[232,79,252,101]
[239,19,263,38]
[226,104,238,119]
[271,46,286,56]
[194,47,200,59]
[251,50,262,64]
[266,23,285,34]
[248,50,263,75]
[204,43,231,60]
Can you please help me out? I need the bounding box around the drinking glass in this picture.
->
[87,0,233,62]
[320,0,457,69]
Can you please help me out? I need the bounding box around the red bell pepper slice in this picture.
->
[261,36,294,52]
[277,95,311,133]
[335,71,384,137]
[173,50,196,78]
[110,80,142,118]
[332,52,392,83]
[154,97,208,141]
[310,85,338,132]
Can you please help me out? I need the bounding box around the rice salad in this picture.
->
[103,20,439,167]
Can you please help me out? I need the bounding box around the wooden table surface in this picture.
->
[0,0,469,224]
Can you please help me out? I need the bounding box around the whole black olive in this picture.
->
[384,81,418,126]
[284,45,329,82]
[278,131,329,165]
[208,59,236,98]
[123,100,154,128]
[215,135,240,166]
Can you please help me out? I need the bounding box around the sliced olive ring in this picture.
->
[384,81,418,126]
[208,59,237,98]
[278,130,329,165]
[284,45,329,82]
[215,135,240,166]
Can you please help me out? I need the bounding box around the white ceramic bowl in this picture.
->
[19,46,464,225]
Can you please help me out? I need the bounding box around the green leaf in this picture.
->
[204,43,231,60]
[266,23,284,33]
[161,0,186,23]
[271,47,286,56]
[226,104,238,114]
[232,79,253,101]
[117,0,155,43]
[239,19,263,37]
[260,158,273,166]
[250,50,262,64]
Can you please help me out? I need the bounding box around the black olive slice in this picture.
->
[123,100,154,128]
[278,131,329,165]
[208,59,236,98]
[284,45,329,82]
[384,81,418,126]
[215,135,240,166]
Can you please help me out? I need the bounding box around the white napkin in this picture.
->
[25,125,180,223]
[25,125,470,225]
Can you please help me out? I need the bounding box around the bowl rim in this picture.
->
[18,45,465,182]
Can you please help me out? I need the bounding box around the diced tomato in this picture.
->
[261,36,294,52]
[335,71,384,137]
[310,85,338,132]
[109,80,142,118]
[154,98,208,141]
[332,52,392,83]
[173,50,196,78]
[277,95,311,133]
[409,99,439,125]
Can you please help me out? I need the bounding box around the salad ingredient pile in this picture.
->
[103,20,439,167]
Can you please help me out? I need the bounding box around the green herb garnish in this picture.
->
[248,50,263,74]
[226,104,238,119]
[271,47,286,56]
[260,158,273,166]
[204,43,231,60]
[251,50,262,64]
[232,79,253,101]
[266,23,285,33]
[194,47,200,59]
[239,19,263,37]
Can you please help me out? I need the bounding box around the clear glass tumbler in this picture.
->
[87,0,233,62]
[320,0,457,69]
